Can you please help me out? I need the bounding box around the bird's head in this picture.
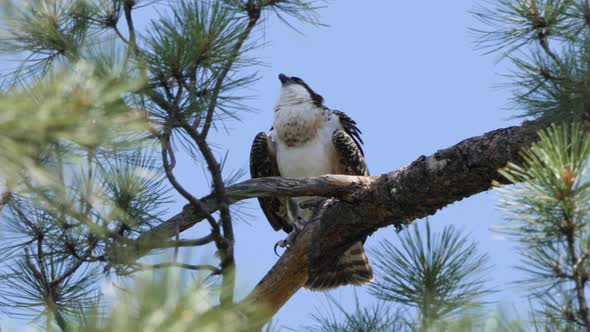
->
[275,73,324,108]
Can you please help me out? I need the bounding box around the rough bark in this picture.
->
[117,124,538,321]
[122,175,375,261]
[241,124,538,321]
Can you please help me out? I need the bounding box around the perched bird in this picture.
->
[249,73,373,290]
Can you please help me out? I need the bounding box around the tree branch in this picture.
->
[123,0,139,57]
[123,174,374,260]
[240,124,539,322]
[153,235,217,249]
[199,3,260,139]
[192,2,262,305]
[564,215,590,329]
[50,237,97,287]
[109,123,538,322]
[526,2,562,66]
[131,262,221,274]
[119,125,536,258]
[160,132,221,238]
[182,124,236,304]
[0,191,11,208]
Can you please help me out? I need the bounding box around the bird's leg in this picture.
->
[274,197,325,255]
[303,197,327,226]
[273,216,304,255]
[274,198,307,255]
[298,197,325,210]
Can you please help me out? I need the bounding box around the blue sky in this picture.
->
[1,0,533,329]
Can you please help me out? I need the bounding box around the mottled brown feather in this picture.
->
[249,132,292,232]
[332,129,369,176]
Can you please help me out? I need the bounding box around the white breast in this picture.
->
[273,115,343,177]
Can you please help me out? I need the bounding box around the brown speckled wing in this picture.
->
[249,132,292,233]
[333,110,364,156]
[332,128,369,176]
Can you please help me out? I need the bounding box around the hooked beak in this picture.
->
[278,73,292,85]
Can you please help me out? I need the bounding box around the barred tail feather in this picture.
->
[304,241,373,290]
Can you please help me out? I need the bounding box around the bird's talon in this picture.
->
[274,240,288,256]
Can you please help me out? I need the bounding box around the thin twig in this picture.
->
[24,247,69,331]
[538,36,562,66]
[173,223,180,263]
[132,262,221,274]
[564,215,590,330]
[527,3,562,66]
[23,247,45,286]
[36,235,48,285]
[199,4,260,139]
[123,0,138,57]
[181,122,235,304]
[112,24,129,45]
[0,191,11,209]
[192,13,264,306]
[50,238,97,286]
[156,235,217,249]
[160,132,221,239]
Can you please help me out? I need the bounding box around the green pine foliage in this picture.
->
[472,1,590,328]
[473,0,590,125]
[370,222,493,330]
[0,0,91,76]
[74,271,262,332]
[496,123,590,329]
[4,0,590,330]
[305,294,410,332]
[0,0,323,330]
[308,221,493,332]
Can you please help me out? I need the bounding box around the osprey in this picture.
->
[249,74,373,290]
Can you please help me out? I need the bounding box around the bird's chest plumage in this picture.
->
[276,134,335,177]
[273,105,342,177]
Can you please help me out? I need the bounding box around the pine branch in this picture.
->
[102,123,538,324]
[152,235,217,249]
[0,191,11,209]
[238,125,538,323]
[564,214,590,330]
[525,3,562,66]
[131,262,221,274]
[538,36,562,66]
[162,106,233,302]
[183,124,236,305]
[160,132,221,239]
[112,25,129,45]
[123,0,138,57]
[50,238,97,287]
[189,2,263,304]
[124,175,373,261]
[198,1,260,138]
[23,247,69,332]
[122,125,537,258]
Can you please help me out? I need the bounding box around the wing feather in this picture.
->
[249,132,292,233]
[332,127,369,176]
[333,110,364,156]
